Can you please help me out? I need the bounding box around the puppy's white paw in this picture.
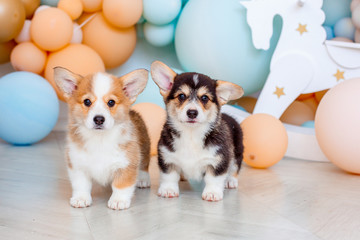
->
[225,176,238,189]
[70,194,92,208]
[136,170,151,188]
[202,187,223,202]
[158,184,179,198]
[107,198,131,210]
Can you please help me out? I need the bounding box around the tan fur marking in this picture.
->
[65,150,72,169]
[130,110,151,172]
[112,139,140,189]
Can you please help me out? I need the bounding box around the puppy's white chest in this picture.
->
[68,135,129,185]
[164,133,218,180]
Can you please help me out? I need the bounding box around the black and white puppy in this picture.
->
[151,61,244,201]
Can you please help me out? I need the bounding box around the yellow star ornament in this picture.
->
[273,87,285,99]
[333,69,345,81]
[296,23,308,35]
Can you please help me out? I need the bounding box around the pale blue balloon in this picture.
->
[230,104,247,112]
[175,0,282,95]
[301,120,315,128]
[143,0,182,25]
[143,22,176,47]
[323,25,334,40]
[0,72,59,145]
[322,0,351,27]
[135,68,183,108]
[334,18,355,41]
[40,0,59,7]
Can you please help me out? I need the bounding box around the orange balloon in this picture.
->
[57,0,83,20]
[81,0,102,12]
[20,0,40,18]
[0,0,26,42]
[241,113,288,169]
[280,101,315,126]
[0,40,16,64]
[296,93,314,101]
[314,89,328,103]
[315,78,360,174]
[30,7,73,51]
[44,44,105,101]
[82,12,136,69]
[301,96,318,113]
[102,0,143,28]
[131,102,166,156]
[230,96,257,113]
[10,42,47,74]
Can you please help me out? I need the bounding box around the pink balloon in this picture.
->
[315,78,360,174]
[14,20,31,43]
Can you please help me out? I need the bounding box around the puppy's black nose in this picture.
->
[94,115,105,125]
[187,109,198,119]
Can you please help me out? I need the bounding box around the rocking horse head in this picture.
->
[240,0,324,50]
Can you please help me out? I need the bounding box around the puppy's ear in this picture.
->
[121,69,149,103]
[53,67,83,100]
[150,61,177,97]
[216,81,244,105]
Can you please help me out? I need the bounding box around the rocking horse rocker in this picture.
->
[223,0,359,161]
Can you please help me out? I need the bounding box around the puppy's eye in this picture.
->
[107,100,115,107]
[178,94,186,101]
[84,99,92,107]
[200,95,209,103]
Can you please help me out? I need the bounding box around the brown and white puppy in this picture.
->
[54,67,151,210]
[151,61,244,201]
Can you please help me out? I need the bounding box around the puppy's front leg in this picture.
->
[108,167,137,210]
[202,171,227,202]
[68,168,93,208]
[158,170,180,198]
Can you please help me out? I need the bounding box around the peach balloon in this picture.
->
[14,20,31,43]
[81,0,102,12]
[30,7,73,51]
[314,89,328,103]
[315,78,360,174]
[34,5,49,15]
[57,0,83,20]
[82,12,136,69]
[20,0,40,18]
[301,97,318,113]
[0,0,26,42]
[0,40,16,64]
[280,100,315,126]
[102,0,143,28]
[230,96,257,113]
[131,102,166,156]
[44,44,105,101]
[10,42,47,74]
[296,93,314,101]
[241,113,288,169]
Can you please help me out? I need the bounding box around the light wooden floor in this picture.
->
[0,131,359,240]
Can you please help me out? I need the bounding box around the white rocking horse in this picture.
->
[223,0,359,161]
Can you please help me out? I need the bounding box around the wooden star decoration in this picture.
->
[273,87,285,99]
[333,69,345,81]
[296,23,308,35]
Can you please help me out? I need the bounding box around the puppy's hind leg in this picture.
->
[136,151,151,188]
[225,162,239,189]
